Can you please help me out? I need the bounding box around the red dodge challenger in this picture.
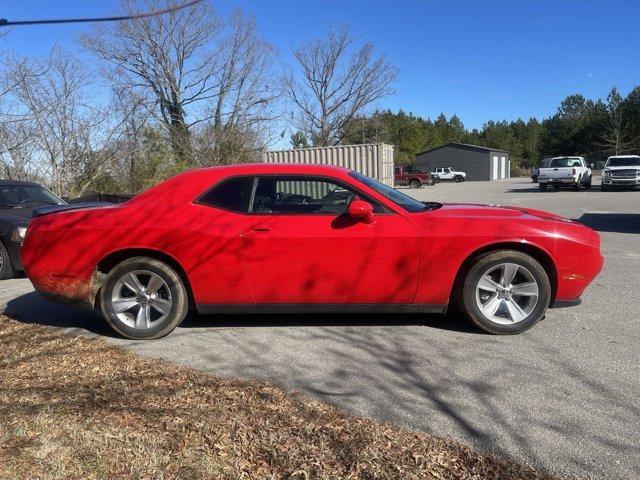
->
[21,164,603,339]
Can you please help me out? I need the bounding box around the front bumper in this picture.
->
[602,177,640,186]
[1,235,24,271]
[551,298,582,308]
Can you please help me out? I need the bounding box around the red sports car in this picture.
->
[21,164,603,339]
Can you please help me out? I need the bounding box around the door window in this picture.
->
[250,177,383,215]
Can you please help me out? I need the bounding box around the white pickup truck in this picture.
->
[433,167,466,182]
[538,156,592,191]
[601,155,640,191]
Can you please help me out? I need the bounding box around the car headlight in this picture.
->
[11,226,27,243]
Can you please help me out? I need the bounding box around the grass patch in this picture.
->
[1,315,557,479]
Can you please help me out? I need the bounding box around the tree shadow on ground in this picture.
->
[5,291,482,336]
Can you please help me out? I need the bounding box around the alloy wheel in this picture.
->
[110,270,172,329]
[475,262,540,325]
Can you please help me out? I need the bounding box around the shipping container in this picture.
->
[263,143,395,187]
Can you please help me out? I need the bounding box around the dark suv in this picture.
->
[0,180,66,279]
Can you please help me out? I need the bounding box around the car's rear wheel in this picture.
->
[100,257,188,339]
[459,250,551,334]
[572,179,581,191]
[409,179,421,189]
[584,175,592,189]
[0,240,15,280]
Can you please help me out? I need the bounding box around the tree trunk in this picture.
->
[168,106,192,166]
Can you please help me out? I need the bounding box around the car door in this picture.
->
[241,175,421,304]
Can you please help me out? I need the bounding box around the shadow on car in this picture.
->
[575,213,640,234]
[5,291,483,337]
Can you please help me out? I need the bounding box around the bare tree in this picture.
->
[284,25,398,147]
[8,49,116,195]
[81,1,278,166]
[0,121,36,180]
[202,10,280,165]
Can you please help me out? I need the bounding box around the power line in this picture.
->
[0,0,203,27]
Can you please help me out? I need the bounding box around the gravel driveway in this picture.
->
[2,177,639,479]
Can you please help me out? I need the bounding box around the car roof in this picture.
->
[0,179,41,187]
[607,155,640,159]
[128,163,355,206]
[202,163,349,174]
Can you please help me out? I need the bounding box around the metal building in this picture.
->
[415,143,510,181]
[263,143,395,186]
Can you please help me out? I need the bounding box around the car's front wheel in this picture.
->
[100,257,188,339]
[0,240,15,280]
[454,175,464,182]
[409,179,421,189]
[459,250,551,334]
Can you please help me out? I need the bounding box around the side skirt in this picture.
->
[196,304,448,315]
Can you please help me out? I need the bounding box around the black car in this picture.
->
[0,180,66,279]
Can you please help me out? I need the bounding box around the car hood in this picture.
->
[431,203,570,222]
[605,165,640,170]
[0,206,37,224]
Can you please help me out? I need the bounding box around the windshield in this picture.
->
[549,157,580,168]
[0,184,66,208]
[606,157,640,167]
[349,171,440,213]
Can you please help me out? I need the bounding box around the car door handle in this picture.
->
[249,226,271,232]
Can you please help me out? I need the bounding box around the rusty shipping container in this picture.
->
[263,143,395,187]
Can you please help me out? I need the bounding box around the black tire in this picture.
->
[532,175,538,183]
[458,250,551,335]
[572,179,581,191]
[601,184,609,191]
[0,240,15,280]
[539,183,548,192]
[584,175,592,189]
[100,257,189,340]
[409,179,421,189]
[454,175,464,183]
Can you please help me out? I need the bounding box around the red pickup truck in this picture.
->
[394,165,436,188]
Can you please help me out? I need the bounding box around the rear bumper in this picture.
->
[538,177,576,184]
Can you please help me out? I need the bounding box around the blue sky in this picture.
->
[1,0,638,130]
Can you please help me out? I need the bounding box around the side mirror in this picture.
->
[347,199,375,223]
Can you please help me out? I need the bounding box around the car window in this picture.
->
[0,184,64,207]
[349,171,440,212]
[250,176,384,215]
[549,157,579,168]
[198,177,254,213]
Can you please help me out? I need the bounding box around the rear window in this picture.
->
[198,177,254,213]
[549,158,581,168]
